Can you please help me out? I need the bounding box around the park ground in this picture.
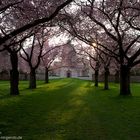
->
[0,78,140,140]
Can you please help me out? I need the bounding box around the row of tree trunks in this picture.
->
[9,54,130,95]
[93,68,109,90]
[10,66,131,95]
[10,65,49,94]
[93,66,131,95]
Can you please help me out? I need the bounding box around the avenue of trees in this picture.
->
[0,0,74,95]
[57,0,140,95]
[0,0,140,96]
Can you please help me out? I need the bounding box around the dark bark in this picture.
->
[114,70,120,83]
[45,67,49,83]
[24,73,28,80]
[104,67,109,90]
[92,74,94,81]
[94,69,99,87]
[29,68,36,89]
[10,52,19,95]
[120,65,131,95]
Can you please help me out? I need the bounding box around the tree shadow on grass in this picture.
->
[0,79,85,138]
[0,80,140,140]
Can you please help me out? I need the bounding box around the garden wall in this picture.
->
[0,73,140,83]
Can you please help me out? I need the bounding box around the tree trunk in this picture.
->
[115,70,120,83]
[104,67,109,90]
[120,65,131,95]
[10,52,19,95]
[45,67,49,83]
[94,69,99,87]
[29,68,36,89]
[24,73,28,80]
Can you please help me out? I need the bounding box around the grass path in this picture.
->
[0,78,140,140]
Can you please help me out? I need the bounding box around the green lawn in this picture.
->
[0,79,140,140]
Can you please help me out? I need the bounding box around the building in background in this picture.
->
[50,43,91,78]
